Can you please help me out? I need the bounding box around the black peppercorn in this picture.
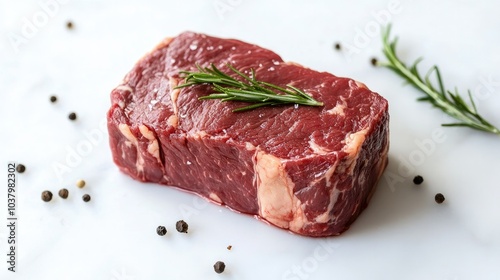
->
[371,57,378,66]
[176,220,188,233]
[413,175,424,185]
[41,190,53,202]
[213,261,225,274]
[68,112,77,120]
[66,21,73,29]
[50,95,57,103]
[156,226,167,236]
[16,164,26,173]
[435,193,445,204]
[82,194,91,202]
[334,42,341,51]
[58,188,69,199]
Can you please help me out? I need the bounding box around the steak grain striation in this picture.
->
[107,32,389,236]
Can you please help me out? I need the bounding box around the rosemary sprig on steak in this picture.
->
[378,25,500,136]
[175,63,323,112]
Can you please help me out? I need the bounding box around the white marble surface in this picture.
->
[1,0,500,279]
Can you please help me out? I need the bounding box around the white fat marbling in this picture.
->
[255,151,301,229]
[139,125,161,163]
[119,123,144,172]
[308,138,331,155]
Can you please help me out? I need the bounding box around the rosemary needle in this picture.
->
[174,63,323,112]
[378,25,500,136]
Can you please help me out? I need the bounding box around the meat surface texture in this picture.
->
[107,32,389,237]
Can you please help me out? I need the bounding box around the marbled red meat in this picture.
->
[107,32,389,237]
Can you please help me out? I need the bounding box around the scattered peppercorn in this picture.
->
[68,112,77,120]
[66,21,73,29]
[76,179,86,188]
[213,261,226,274]
[58,188,69,199]
[435,193,445,204]
[370,57,378,66]
[176,220,188,233]
[156,226,167,236]
[82,194,91,202]
[227,245,232,250]
[16,164,26,173]
[50,95,57,103]
[334,42,341,51]
[41,190,53,202]
[413,175,424,185]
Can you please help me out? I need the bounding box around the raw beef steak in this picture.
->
[107,32,389,237]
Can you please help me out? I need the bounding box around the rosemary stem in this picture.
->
[383,50,473,126]
[380,25,500,136]
[175,63,323,112]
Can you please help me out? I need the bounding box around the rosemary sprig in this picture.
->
[379,25,500,136]
[174,63,323,112]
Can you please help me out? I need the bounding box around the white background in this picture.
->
[1,0,500,279]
